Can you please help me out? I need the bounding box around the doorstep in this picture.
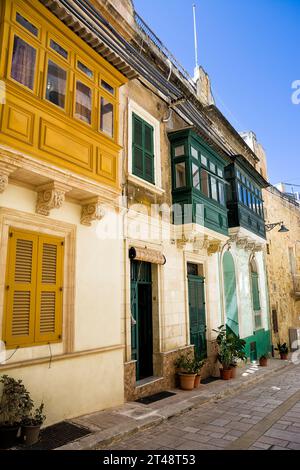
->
[56,358,294,450]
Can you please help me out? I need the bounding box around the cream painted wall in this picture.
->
[5,349,124,425]
[0,183,125,423]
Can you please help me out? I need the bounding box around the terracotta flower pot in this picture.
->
[259,357,268,367]
[178,373,196,390]
[21,425,41,446]
[220,368,232,380]
[280,353,288,360]
[230,366,237,378]
[194,374,201,388]
[0,425,19,449]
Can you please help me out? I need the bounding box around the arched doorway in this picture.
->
[223,251,239,336]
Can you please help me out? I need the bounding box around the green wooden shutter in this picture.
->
[188,276,207,359]
[132,113,154,183]
[251,272,261,311]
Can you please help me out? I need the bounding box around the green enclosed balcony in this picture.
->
[168,129,229,236]
[224,155,268,239]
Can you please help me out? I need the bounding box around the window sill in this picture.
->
[128,174,165,197]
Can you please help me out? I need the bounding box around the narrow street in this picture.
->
[102,365,300,451]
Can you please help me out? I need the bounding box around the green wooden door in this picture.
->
[223,252,239,336]
[188,275,207,359]
[130,260,153,380]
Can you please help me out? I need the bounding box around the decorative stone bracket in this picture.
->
[36,182,71,216]
[229,234,264,252]
[80,197,105,226]
[177,231,222,255]
[0,162,16,193]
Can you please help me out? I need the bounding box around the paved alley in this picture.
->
[99,364,300,451]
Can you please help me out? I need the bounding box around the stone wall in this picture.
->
[124,345,219,401]
[264,186,300,349]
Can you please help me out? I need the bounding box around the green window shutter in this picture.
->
[132,113,154,184]
[251,272,261,311]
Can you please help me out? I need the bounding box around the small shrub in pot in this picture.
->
[21,403,46,446]
[0,375,33,449]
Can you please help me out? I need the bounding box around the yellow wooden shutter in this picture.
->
[4,229,38,347]
[35,235,64,343]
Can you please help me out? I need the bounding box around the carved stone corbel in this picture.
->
[0,162,16,193]
[36,182,71,216]
[207,240,222,256]
[81,197,105,226]
[246,241,256,252]
[254,243,263,252]
[193,234,210,252]
[236,237,249,249]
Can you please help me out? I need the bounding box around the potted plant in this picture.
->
[174,356,196,390]
[229,334,246,378]
[259,354,269,367]
[192,358,206,388]
[0,375,33,449]
[275,342,289,360]
[21,403,46,446]
[213,325,234,380]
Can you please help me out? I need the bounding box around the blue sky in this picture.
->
[133,0,300,187]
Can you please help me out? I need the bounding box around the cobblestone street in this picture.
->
[101,365,300,451]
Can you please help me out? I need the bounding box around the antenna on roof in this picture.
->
[193,4,199,69]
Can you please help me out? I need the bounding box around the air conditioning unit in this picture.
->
[289,328,300,351]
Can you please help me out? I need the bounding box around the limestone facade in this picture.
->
[264,185,300,349]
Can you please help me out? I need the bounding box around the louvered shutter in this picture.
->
[35,236,64,343]
[251,272,261,312]
[132,113,155,183]
[144,123,154,183]
[4,230,38,347]
[132,113,144,179]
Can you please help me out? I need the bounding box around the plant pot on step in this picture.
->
[280,353,288,360]
[20,424,41,446]
[178,373,196,390]
[229,366,237,378]
[0,425,19,449]
[220,368,232,380]
[259,356,268,367]
[194,374,201,388]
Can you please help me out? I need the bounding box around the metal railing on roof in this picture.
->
[134,12,196,90]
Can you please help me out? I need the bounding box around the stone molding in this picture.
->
[36,182,71,216]
[80,197,105,226]
[229,234,264,252]
[0,161,16,193]
[177,232,222,255]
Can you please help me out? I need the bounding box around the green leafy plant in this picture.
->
[259,353,270,360]
[275,342,288,354]
[213,325,234,370]
[191,357,206,375]
[213,325,246,370]
[0,375,33,427]
[22,403,46,427]
[229,334,247,366]
[175,352,207,375]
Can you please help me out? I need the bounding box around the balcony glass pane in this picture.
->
[75,81,92,124]
[100,97,114,137]
[192,163,200,190]
[175,162,186,188]
[45,60,67,109]
[11,36,36,90]
[210,176,218,201]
